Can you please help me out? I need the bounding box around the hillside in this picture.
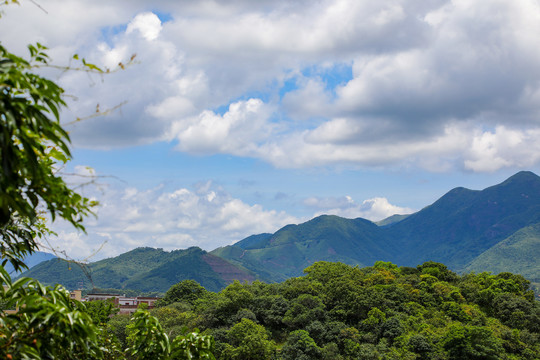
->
[212,215,393,282]
[464,222,540,282]
[215,171,540,281]
[4,251,56,274]
[22,171,540,289]
[386,171,540,269]
[21,247,255,292]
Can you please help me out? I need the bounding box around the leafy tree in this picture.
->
[283,293,326,329]
[303,261,353,284]
[251,294,289,333]
[128,309,215,360]
[406,334,433,359]
[156,279,208,307]
[417,261,458,283]
[0,267,102,359]
[84,299,120,325]
[0,39,104,360]
[0,43,96,271]
[442,324,504,360]
[106,314,131,349]
[171,329,215,360]
[281,330,323,360]
[221,318,275,360]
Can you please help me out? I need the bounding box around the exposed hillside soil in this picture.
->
[202,254,255,283]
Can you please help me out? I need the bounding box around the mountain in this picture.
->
[20,247,255,292]
[214,171,540,281]
[212,215,395,282]
[3,251,56,274]
[375,214,410,227]
[385,171,540,269]
[22,171,540,290]
[464,222,540,282]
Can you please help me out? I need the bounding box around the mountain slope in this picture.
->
[215,171,540,281]
[464,222,540,282]
[212,215,394,281]
[4,251,56,274]
[20,247,255,292]
[386,171,540,269]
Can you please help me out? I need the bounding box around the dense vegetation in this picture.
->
[98,261,539,360]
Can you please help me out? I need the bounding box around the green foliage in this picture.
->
[0,36,216,359]
[106,314,131,350]
[281,330,322,360]
[0,40,104,360]
[179,261,540,359]
[84,299,119,325]
[171,329,215,360]
[283,294,326,329]
[0,43,96,271]
[127,309,171,359]
[441,324,504,360]
[128,309,215,360]
[156,279,208,307]
[221,318,275,360]
[0,267,102,359]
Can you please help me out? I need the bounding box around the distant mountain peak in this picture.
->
[500,170,540,185]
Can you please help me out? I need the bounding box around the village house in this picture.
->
[75,291,160,314]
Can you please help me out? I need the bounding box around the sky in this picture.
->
[2,0,540,261]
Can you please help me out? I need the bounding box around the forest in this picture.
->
[88,260,540,360]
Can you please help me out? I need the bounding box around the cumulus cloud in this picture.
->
[3,0,540,172]
[168,98,274,155]
[464,126,540,172]
[304,195,414,221]
[48,180,300,260]
[126,12,162,41]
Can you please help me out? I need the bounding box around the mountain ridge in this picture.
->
[21,171,540,291]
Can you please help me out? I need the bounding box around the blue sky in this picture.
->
[2,0,540,260]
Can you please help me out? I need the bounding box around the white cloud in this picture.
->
[48,181,300,260]
[169,98,274,155]
[304,195,414,221]
[3,1,540,172]
[464,126,540,172]
[126,12,162,41]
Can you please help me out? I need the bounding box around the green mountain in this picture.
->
[214,171,540,281]
[22,171,540,290]
[212,215,394,282]
[386,171,540,269]
[464,222,540,282]
[4,251,56,274]
[375,213,410,227]
[21,247,255,292]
